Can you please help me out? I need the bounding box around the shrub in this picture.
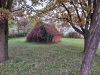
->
[9,32,27,38]
[67,32,81,38]
[26,30,35,42]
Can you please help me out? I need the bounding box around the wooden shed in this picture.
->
[26,22,61,43]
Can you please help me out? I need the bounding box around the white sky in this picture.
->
[26,0,47,10]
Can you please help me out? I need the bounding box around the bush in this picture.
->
[67,32,81,38]
[26,30,35,42]
[9,32,27,38]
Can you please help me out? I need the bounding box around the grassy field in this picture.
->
[0,37,100,75]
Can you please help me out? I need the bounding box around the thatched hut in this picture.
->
[26,22,61,43]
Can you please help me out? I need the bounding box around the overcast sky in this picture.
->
[26,0,47,10]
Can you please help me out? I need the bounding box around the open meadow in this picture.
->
[0,38,100,75]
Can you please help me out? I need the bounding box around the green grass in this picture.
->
[0,37,100,75]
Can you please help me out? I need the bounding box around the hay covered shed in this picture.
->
[26,22,61,43]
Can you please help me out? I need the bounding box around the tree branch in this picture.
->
[7,0,13,10]
[61,3,72,21]
[70,22,84,35]
[71,0,85,33]
[78,0,87,18]
[84,0,92,31]
[71,1,81,22]
[61,2,84,35]
[57,15,83,34]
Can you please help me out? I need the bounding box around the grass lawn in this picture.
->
[0,37,100,75]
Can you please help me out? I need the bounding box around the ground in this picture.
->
[0,38,100,75]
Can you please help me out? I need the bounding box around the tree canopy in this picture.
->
[34,0,95,36]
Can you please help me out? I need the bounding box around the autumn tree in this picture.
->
[79,0,100,75]
[34,0,100,75]
[56,0,100,75]
[0,0,13,63]
[0,0,48,63]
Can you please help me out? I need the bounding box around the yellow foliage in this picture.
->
[61,21,70,27]
[34,21,44,28]
[50,20,56,27]
[55,0,69,4]
[62,13,69,18]
[0,8,11,22]
[84,6,91,13]
[15,11,25,17]
[72,15,85,26]
[28,16,42,27]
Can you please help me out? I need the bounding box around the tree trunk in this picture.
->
[0,20,8,63]
[83,32,89,53]
[5,20,8,59]
[79,0,100,74]
[79,33,100,75]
